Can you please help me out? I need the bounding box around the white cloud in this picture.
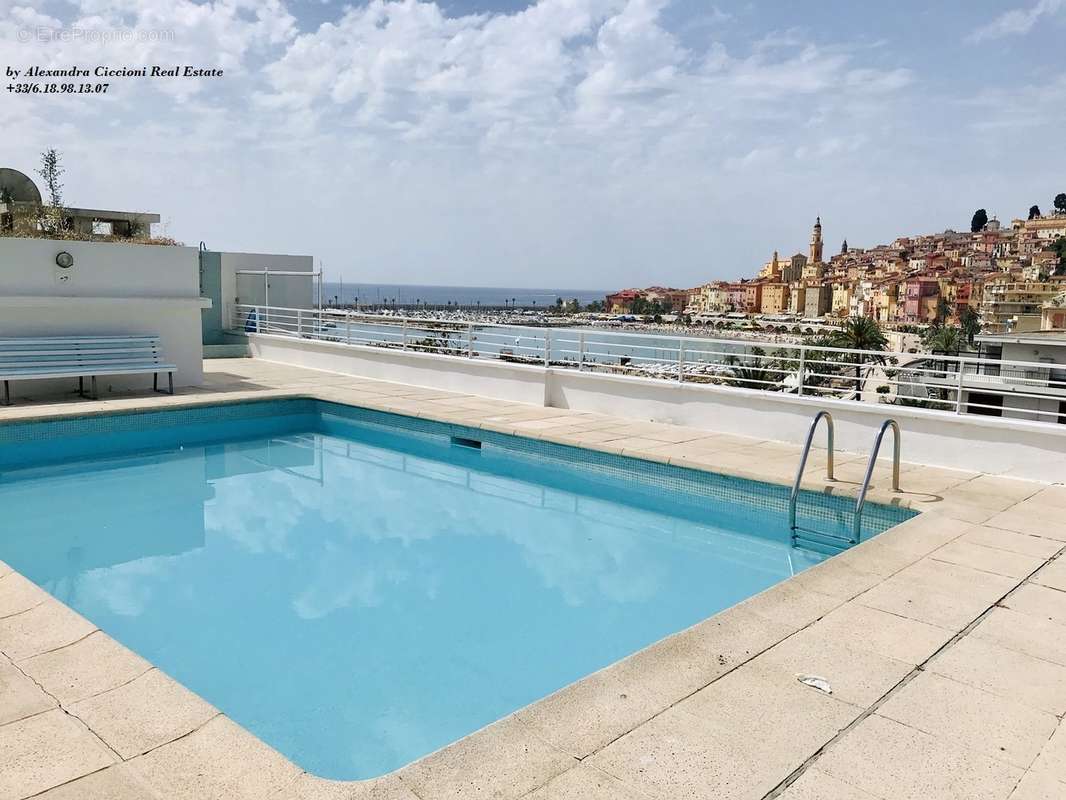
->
[11,0,1029,287]
[967,0,1064,43]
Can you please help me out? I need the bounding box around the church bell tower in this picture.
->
[809,217,824,264]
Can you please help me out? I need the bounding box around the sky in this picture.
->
[2,0,1065,289]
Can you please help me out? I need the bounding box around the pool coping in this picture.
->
[1,372,1064,800]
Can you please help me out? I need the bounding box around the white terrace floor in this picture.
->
[2,358,1066,800]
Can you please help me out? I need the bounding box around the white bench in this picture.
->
[0,335,176,405]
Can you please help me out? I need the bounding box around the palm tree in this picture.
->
[959,306,981,344]
[926,325,963,356]
[830,317,888,400]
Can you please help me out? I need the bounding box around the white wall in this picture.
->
[248,333,1066,481]
[220,252,314,324]
[0,237,207,393]
[250,335,547,404]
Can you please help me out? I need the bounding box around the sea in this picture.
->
[322,283,608,309]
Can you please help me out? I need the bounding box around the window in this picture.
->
[967,392,1003,417]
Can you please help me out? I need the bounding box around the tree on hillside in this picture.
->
[1052,237,1066,276]
[1055,193,1066,215]
[970,208,988,232]
[1029,205,1041,220]
[830,317,889,400]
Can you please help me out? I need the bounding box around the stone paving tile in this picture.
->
[816,713,1023,800]
[855,558,1016,629]
[906,498,1000,524]
[589,664,859,800]
[1031,559,1066,592]
[870,513,974,556]
[0,572,51,618]
[1025,485,1066,509]
[520,764,649,799]
[0,599,97,661]
[397,715,577,800]
[973,607,1066,667]
[1030,717,1066,776]
[877,671,1057,769]
[1003,582,1066,627]
[587,703,768,800]
[777,768,883,799]
[128,715,301,800]
[753,625,913,707]
[1008,768,1066,800]
[0,708,117,799]
[0,654,56,725]
[807,602,954,666]
[928,634,1066,715]
[930,539,1047,579]
[986,507,1066,542]
[890,465,979,495]
[517,605,796,760]
[69,669,219,759]
[732,581,842,630]
[33,763,164,799]
[827,537,924,578]
[783,555,884,601]
[270,773,421,800]
[964,475,1044,504]
[958,526,1064,559]
[20,630,152,706]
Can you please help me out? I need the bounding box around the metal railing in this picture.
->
[789,411,835,543]
[230,304,1066,426]
[853,420,902,543]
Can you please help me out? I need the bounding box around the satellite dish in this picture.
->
[0,168,43,203]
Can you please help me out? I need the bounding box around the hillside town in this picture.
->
[606,196,1066,337]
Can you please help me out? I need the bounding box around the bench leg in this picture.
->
[79,376,84,398]
[154,373,158,392]
[91,375,98,400]
[169,373,174,395]
[2,380,9,406]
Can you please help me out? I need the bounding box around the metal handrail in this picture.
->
[853,419,902,543]
[789,411,835,543]
[228,304,1066,426]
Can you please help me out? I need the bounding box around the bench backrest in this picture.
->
[0,336,166,372]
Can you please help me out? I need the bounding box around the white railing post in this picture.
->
[402,319,408,351]
[578,331,586,371]
[346,312,351,345]
[544,329,551,367]
[677,339,685,383]
[468,324,474,358]
[955,357,965,414]
[297,309,303,337]
[254,306,261,334]
[797,346,807,396]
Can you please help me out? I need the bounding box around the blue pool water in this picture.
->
[0,401,912,779]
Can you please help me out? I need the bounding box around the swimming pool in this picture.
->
[0,400,913,779]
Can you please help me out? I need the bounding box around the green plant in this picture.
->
[960,305,982,343]
[830,317,889,399]
[924,325,964,355]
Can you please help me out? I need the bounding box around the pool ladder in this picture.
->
[789,413,902,549]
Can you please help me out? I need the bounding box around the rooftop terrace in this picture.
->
[1,358,1065,799]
